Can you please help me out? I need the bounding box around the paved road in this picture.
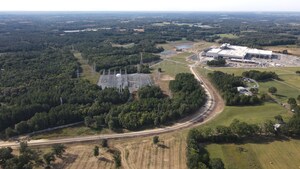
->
[0,64,223,148]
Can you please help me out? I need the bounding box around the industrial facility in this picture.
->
[205,43,273,60]
[98,69,153,93]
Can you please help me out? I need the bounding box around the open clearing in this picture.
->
[73,52,100,84]
[207,139,300,169]
[218,33,239,39]
[31,124,121,140]
[203,102,291,128]
[167,52,193,64]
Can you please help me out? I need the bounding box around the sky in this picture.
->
[0,0,299,12]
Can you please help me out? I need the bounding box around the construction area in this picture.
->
[98,70,153,93]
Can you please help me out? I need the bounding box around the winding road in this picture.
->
[0,64,224,148]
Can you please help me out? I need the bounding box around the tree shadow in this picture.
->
[52,153,78,169]
[236,135,290,145]
[157,143,169,149]
[98,156,113,163]
[274,94,287,98]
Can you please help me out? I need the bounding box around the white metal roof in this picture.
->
[247,49,272,56]
[206,44,273,58]
[207,48,222,54]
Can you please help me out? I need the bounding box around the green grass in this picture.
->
[152,60,189,78]
[73,52,100,84]
[31,124,120,139]
[259,80,300,102]
[204,102,290,128]
[168,52,192,64]
[218,33,239,39]
[206,139,300,169]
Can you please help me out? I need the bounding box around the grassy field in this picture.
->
[206,139,300,169]
[31,124,122,140]
[73,52,100,84]
[152,60,189,78]
[203,102,291,128]
[218,33,239,39]
[167,52,193,64]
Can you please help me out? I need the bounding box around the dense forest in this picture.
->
[208,71,261,106]
[85,73,207,130]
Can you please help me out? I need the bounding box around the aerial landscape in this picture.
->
[0,1,300,169]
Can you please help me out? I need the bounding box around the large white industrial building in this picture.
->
[205,43,273,59]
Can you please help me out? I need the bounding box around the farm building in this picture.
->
[205,43,273,59]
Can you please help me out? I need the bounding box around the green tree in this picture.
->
[288,98,297,105]
[0,147,14,167]
[43,152,55,167]
[209,158,225,169]
[101,139,108,148]
[93,146,99,158]
[84,116,93,127]
[52,144,66,158]
[113,150,121,168]
[297,95,300,102]
[268,87,277,94]
[274,115,283,123]
[153,136,159,144]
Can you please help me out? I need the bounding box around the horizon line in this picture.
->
[0,10,300,13]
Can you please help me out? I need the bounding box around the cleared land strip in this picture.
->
[0,63,224,148]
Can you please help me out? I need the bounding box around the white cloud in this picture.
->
[0,0,299,11]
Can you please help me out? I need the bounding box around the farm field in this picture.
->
[206,139,300,169]
[73,52,100,84]
[37,131,189,169]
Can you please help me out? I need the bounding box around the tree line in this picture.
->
[242,70,279,81]
[208,71,261,106]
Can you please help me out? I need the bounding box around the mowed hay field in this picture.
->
[46,132,188,169]
[206,139,300,169]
